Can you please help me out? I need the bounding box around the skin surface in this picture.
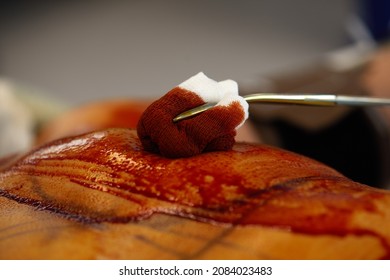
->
[1,128,389,259]
[36,99,150,145]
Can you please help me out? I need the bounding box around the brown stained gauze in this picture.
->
[137,73,247,158]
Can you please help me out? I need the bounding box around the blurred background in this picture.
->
[1,0,390,188]
[0,0,361,104]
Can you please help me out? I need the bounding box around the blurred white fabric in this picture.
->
[0,80,34,157]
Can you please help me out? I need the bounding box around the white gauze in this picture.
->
[178,72,249,128]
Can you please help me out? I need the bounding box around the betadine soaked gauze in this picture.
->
[137,72,249,158]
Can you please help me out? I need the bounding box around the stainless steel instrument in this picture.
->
[173,93,390,122]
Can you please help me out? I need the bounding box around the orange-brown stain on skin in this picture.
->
[1,128,390,258]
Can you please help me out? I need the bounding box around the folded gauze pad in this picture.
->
[137,72,249,158]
